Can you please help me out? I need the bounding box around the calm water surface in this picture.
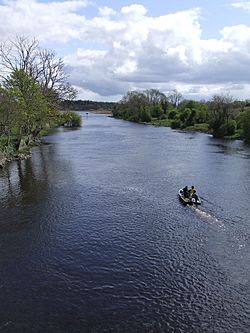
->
[0,114,250,332]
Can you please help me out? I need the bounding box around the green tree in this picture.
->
[168,109,177,119]
[242,110,250,142]
[118,90,149,122]
[179,108,191,125]
[0,86,19,148]
[208,95,234,138]
[140,108,151,122]
[3,69,50,150]
[149,104,163,118]
[195,105,208,123]
[62,111,82,127]
[235,111,246,130]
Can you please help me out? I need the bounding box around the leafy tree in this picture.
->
[226,120,237,136]
[140,108,151,122]
[235,111,246,129]
[242,110,250,142]
[178,100,209,124]
[3,69,49,150]
[149,104,163,118]
[0,86,19,147]
[0,38,81,158]
[208,95,234,138]
[168,109,177,119]
[118,90,149,122]
[195,105,208,123]
[62,111,82,127]
[179,108,191,124]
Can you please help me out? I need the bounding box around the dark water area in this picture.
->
[0,113,250,332]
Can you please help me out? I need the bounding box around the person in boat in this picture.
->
[182,186,189,198]
[192,190,199,202]
[189,185,196,197]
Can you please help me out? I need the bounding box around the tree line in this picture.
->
[112,89,250,142]
[61,99,116,111]
[0,36,81,158]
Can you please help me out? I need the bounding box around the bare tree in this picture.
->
[0,36,39,77]
[144,89,167,105]
[167,89,183,107]
[0,36,77,106]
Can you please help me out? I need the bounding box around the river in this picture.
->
[0,113,250,332]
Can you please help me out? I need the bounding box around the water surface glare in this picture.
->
[0,114,250,332]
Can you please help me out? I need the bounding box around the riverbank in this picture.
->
[0,151,31,169]
[150,119,243,139]
[114,116,243,140]
[0,156,8,169]
[0,111,82,170]
[114,116,211,133]
[85,109,112,115]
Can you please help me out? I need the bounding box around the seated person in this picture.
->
[192,190,198,202]
[189,185,196,197]
[182,186,189,198]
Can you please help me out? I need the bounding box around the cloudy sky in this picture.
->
[1,0,250,101]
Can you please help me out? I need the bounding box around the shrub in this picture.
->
[140,109,151,122]
[179,108,191,123]
[242,110,250,142]
[235,112,245,129]
[215,120,236,138]
[216,123,227,138]
[168,110,177,119]
[160,114,168,119]
[62,111,82,127]
[149,104,163,118]
[128,114,140,122]
[226,119,236,136]
[171,119,181,129]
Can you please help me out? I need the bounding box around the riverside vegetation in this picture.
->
[112,89,250,142]
[0,37,81,167]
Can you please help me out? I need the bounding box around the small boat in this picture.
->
[178,189,201,205]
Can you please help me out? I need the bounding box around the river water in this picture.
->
[0,113,250,332]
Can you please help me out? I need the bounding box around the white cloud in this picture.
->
[98,6,116,17]
[231,1,250,11]
[1,1,250,100]
[0,0,89,42]
[221,24,250,46]
[114,59,138,75]
[64,3,250,100]
[65,48,107,67]
[121,4,147,18]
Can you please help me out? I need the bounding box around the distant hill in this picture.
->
[61,100,117,111]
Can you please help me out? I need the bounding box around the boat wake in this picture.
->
[189,205,224,227]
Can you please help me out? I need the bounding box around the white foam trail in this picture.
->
[190,206,224,227]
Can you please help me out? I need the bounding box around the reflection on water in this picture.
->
[1,146,49,205]
[208,141,250,159]
[0,115,250,332]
